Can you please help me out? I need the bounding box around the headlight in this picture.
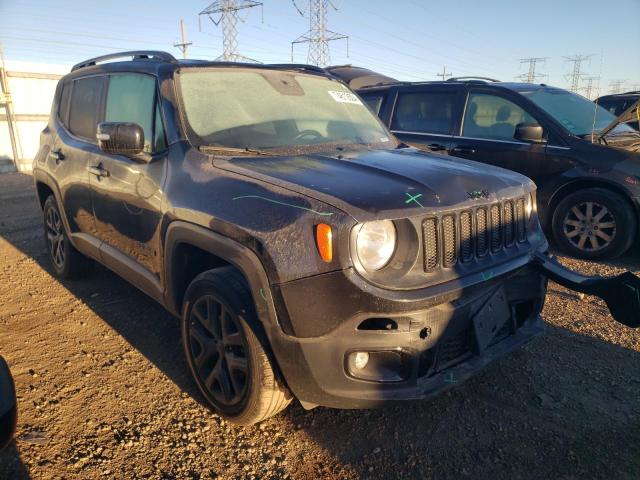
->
[355,220,397,271]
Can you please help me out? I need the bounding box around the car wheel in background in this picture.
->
[181,267,291,425]
[42,195,93,279]
[552,188,636,260]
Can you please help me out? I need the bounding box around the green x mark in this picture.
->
[405,192,424,207]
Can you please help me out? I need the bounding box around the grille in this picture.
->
[442,215,457,267]
[423,218,439,271]
[422,197,528,273]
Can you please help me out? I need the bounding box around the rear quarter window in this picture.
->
[57,81,71,126]
[361,93,385,114]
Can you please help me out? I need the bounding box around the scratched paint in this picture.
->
[232,195,335,217]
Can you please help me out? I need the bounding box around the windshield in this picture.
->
[520,87,636,136]
[177,68,394,151]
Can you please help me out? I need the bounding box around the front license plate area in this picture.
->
[472,286,511,352]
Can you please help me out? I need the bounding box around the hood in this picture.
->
[213,148,534,222]
[595,98,640,143]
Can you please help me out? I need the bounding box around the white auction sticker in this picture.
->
[327,90,363,105]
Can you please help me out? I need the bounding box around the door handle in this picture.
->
[427,143,446,151]
[87,164,110,178]
[451,146,476,155]
[49,148,64,163]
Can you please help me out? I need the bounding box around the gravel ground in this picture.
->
[0,171,639,480]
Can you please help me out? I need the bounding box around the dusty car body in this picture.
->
[32,52,640,424]
[0,356,16,450]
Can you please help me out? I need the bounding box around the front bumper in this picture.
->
[269,258,547,409]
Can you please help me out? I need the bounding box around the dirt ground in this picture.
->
[0,171,639,480]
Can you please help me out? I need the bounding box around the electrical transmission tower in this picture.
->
[291,0,348,66]
[518,57,548,83]
[199,0,263,62]
[564,54,592,92]
[582,76,600,100]
[609,80,625,94]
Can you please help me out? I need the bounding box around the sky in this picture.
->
[1,0,638,96]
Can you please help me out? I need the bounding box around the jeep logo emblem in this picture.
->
[467,190,490,200]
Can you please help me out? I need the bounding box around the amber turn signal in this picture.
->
[315,223,333,262]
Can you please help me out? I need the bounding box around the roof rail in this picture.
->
[446,76,499,83]
[266,63,328,74]
[72,51,178,71]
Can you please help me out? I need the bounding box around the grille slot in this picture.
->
[490,204,502,252]
[476,207,488,257]
[459,211,473,262]
[442,215,457,267]
[504,201,515,246]
[516,198,526,242]
[422,218,439,271]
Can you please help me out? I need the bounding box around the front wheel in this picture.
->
[552,188,636,260]
[181,267,291,425]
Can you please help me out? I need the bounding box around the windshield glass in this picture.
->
[520,87,636,136]
[177,68,394,151]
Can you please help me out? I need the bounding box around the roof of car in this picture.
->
[596,91,640,100]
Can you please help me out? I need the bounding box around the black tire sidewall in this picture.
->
[552,188,636,260]
[181,273,260,418]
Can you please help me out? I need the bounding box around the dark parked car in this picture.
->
[33,52,639,425]
[0,356,17,450]
[596,91,639,131]
[328,66,640,260]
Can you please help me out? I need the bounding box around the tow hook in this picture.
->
[533,252,640,328]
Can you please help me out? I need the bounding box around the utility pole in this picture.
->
[518,57,548,83]
[582,76,600,100]
[291,0,348,66]
[174,20,193,59]
[437,66,452,81]
[564,54,592,93]
[609,80,625,94]
[199,0,263,62]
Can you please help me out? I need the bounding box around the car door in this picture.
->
[388,85,463,153]
[449,88,547,183]
[87,72,168,282]
[52,75,105,243]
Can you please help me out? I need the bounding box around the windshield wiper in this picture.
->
[199,145,275,156]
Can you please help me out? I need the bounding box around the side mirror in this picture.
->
[514,122,546,143]
[97,122,146,158]
[0,356,17,450]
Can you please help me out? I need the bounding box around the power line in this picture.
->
[291,0,348,66]
[199,0,263,62]
[564,54,592,93]
[517,57,548,83]
[173,20,192,59]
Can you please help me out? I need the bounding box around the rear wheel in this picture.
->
[181,267,291,425]
[43,195,93,279]
[552,188,636,260]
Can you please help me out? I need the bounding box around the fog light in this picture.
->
[350,351,369,370]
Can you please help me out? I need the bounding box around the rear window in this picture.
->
[68,76,103,141]
[391,91,456,135]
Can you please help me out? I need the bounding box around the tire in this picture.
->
[43,195,93,279]
[551,188,636,260]
[181,266,291,425]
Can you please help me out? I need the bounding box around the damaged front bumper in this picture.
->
[268,251,640,409]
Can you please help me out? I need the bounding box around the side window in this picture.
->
[68,76,104,141]
[105,74,166,153]
[462,93,536,141]
[361,94,384,114]
[57,81,71,126]
[391,91,457,134]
